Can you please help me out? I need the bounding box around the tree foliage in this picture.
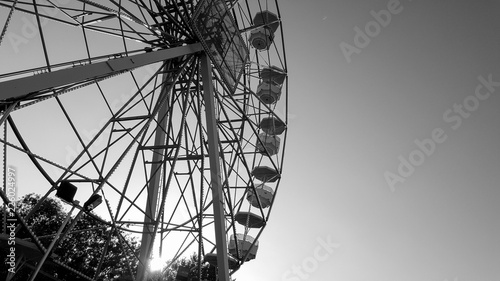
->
[1,193,140,281]
[1,194,235,281]
[148,252,235,281]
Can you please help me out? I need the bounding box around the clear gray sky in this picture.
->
[234,1,500,281]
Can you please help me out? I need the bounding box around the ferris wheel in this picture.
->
[0,0,288,280]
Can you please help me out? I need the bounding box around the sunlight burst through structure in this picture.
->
[149,256,166,272]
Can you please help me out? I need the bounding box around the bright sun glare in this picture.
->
[150,257,166,272]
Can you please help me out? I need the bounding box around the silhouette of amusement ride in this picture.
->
[0,0,288,280]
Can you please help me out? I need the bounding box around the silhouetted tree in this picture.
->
[1,194,237,281]
[148,252,235,281]
[1,193,140,281]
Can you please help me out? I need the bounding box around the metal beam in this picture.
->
[136,63,172,281]
[201,53,230,281]
[28,202,79,281]
[0,43,203,101]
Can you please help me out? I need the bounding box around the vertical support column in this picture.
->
[136,113,165,281]
[201,53,230,281]
[136,65,172,281]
